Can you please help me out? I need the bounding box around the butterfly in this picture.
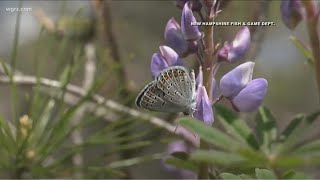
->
[135,66,196,115]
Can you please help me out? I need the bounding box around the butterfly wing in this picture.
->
[135,80,188,112]
[155,66,195,107]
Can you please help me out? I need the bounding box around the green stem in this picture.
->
[198,140,210,179]
[302,0,320,102]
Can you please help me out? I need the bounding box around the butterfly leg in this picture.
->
[174,125,179,133]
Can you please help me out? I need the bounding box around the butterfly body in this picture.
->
[136,66,196,115]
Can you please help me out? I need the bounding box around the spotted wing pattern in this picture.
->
[135,80,188,112]
[155,66,194,107]
[136,66,196,113]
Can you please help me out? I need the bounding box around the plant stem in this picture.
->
[203,16,215,101]
[302,0,320,102]
[198,11,215,179]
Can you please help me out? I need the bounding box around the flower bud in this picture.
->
[196,66,217,99]
[150,46,183,78]
[220,62,254,98]
[181,3,201,41]
[176,0,202,12]
[176,0,189,10]
[280,0,305,30]
[232,78,268,112]
[218,26,251,62]
[193,86,214,125]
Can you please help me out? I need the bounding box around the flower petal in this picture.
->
[218,26,251,62]
[196,66,203,87]
[159,46,184,66]
[232,78,268,112]
[167,140,190,155]
[151,46,184,78]
[181,3,201,41]
[193,86,214,125]
[164,18,190,57]
[220,62,255,98]
[150,53,169,78]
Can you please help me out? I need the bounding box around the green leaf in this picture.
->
[107,153,164,169]
[86,166,127,178]
[0,59,12,76]
[288,172,309,179]
[239,174,253,180]
[281,170,309,179]
[165,157,198,172]
[279,110,320,154]
[220,173,242,179]
[293,139,320,156]
[215,104,259,150]
[191,150,245,167]
[289,36,314,66]
[255,168,277,180]
[30,99,55,144]
[238,148,268,167]
[281,170,296,179]
[273,155,320,167]
[280,114,304,140]
[306,110,320,124]
[256,107,277,152]
[178,118,242,151]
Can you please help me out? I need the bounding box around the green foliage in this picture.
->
[220,169,309,180]
[176,105,320,178]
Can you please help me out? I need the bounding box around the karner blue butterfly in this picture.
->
[135,66,196,115]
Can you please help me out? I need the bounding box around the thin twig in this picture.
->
[0,75,198,147]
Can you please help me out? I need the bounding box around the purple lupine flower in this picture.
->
[176,0,202,12]
[218,26,251,62]
[164,18,191,57]
[151,46,184,78]
[232,78,268,112]
[196,66,218,99]
[280,0,305,30]
[193,86,214,125]
[181,3,202,41]
[220,62,268,112]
